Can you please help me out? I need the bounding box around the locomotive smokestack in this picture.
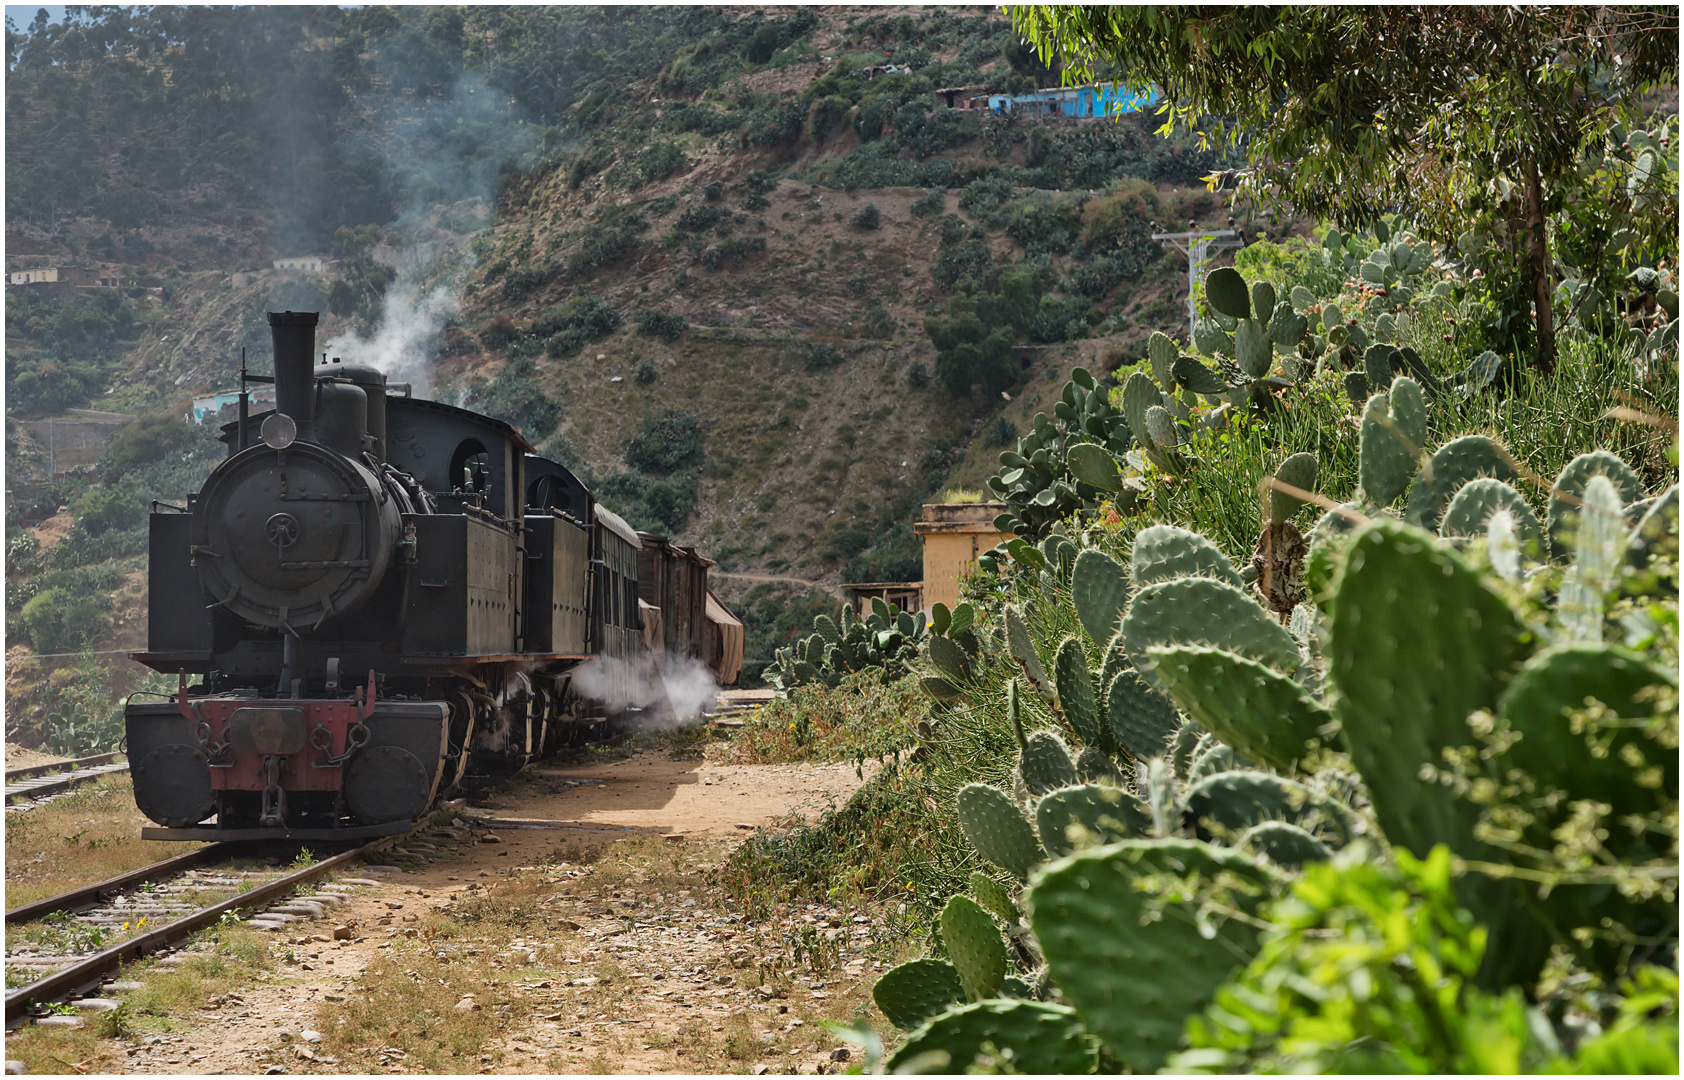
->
[268,310,320,437]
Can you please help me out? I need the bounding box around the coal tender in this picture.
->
[125,310,648,840]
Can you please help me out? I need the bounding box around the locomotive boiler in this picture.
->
[125,310,740,841]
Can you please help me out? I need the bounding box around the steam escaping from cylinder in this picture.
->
[572,654,722,730]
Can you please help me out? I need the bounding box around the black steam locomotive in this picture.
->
[125,311,739,841]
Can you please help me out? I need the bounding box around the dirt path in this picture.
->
[708,572,843,598]
[4,742,67,771]
[84,750,891,1076]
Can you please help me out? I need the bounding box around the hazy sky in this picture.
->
[6,5,67,29]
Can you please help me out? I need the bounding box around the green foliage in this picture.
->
[851,202,881,230]
[99,413,190,482]
[464,355,563,441]
[623,409,704,475]
[69,484,143,537]
[926,265,1047,399]
[633,308,687,342]
[18,587,109,655]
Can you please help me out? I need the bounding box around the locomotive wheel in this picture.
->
[345,745,432,825]
[133,744,215,828]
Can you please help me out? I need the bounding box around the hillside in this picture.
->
[4,5,1249,722]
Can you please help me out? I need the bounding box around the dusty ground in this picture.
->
[16,748,902,1076]
[4,742,67,771]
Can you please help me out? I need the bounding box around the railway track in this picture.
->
[3,837,404,1029]
[5,752,130,811]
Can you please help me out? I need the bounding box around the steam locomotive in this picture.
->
[125,311,740,841]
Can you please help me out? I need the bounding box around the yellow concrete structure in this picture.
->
[914,502,1013,611]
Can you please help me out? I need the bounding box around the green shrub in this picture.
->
[624,409,704,475]
[100,413,190,481]
[635,309,688,341]
[464,356,563,441]
[852,203,882,230]
[800,342,844,371]
[805,94,852,143]
[634,360,658,385]
[911,189,947,218]
[69,485,143,537]
[637,141,687,185]
[907,361,930,388]
[19,587,108,654]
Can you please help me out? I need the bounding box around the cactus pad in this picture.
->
[927,633,972,684]
[885,1000,1097,1074]
[1548,450,1644,560]
[1358,378,1425,505]
[1005,605,1052,701]
[1269,452,1319,524]
[1233,317,1273,378]
[873,958,966,1031]
[1146,645,1332,773]
[1147,331,1178,388]
[1241,820,1331,868]
[1402,433,1515,532]
[1106,667,1182,761]
[1173,355,1229,395]
[1066,442,1123,492]
[1019,730,1079,797]
[1121,371,1161,447]
[1628,484,1679,568]
[1170,721,1205,778]
[1075,746,1129,787]
[1130,524,1242,588]
[1035,783,1151,856]
[1185,737,1241,782]
[939,894,1009,1002]
[1327,519,1526,858]
[1441,477,1544,555]
[1028,840,1271,1071]
[1193,317,1234,357]
[957,783,1044,880]
[1123,576,1301,679]
[1206,266,1251,321]
[968,871,1019,927]
[1053,637,1106,751]
[1183,770,1351,844]
[1251,280,1276,320]
[1144,405,1179,450]
[1496,643,1677,847]
[1071,549,1131,649]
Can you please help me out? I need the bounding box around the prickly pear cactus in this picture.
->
[1123,576,1301,679]
[1402,434,1515,532]
[1239,820,1330,869]
[884,1000,1098,1074]
[1018,730,1079,797]
[1070,549,1130,647]
[1357,377,1426,506]
[1146,645,1332,774]
[956,783,1044,881]
[1547,450,1644,561]
[1440,477,1544,553]
[1028,839,1273,1072]
[1053,637,1107,752]
[1035,783,1150,856]
[939,894,1009,1002]
[872,958,967,1030]
[1106,667,1182,762]
[1131,524,1242,588]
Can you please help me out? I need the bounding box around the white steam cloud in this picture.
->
[572,654,723,730]
[320,263,459,398]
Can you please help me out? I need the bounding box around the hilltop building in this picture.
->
[271,256,325,272]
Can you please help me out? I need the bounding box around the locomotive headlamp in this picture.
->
[261,412,298,449]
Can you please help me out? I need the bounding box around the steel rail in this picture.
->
[4,845,230,924]
[4,752,125,782]
[3,840,381,1027]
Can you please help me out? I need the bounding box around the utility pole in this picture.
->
[1151,228,1242,343]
